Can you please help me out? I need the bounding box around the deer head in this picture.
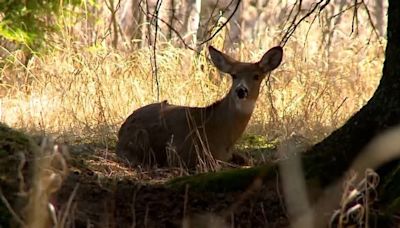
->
[209,46,283,113]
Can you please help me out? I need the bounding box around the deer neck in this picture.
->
[205,92,256,142]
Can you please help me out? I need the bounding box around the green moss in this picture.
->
[165,135,278,194]
[235,134,277,151]
[166,164,275,193]
[235,134,278,162]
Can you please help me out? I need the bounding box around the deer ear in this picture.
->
[209,46,236,74]
[258,46,283,73]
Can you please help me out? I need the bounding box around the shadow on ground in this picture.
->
[56,143,289,227]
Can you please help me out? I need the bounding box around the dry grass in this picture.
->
[0,0,385,151]
[0,1,389,227]
[0,28,384,147]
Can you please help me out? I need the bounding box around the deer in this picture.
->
[116,45,283,169]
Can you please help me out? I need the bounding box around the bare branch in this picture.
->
[198,0,242,46]
[204,0,222,35]
[280,0,331,47]
[138,0,199,53]
[360,0,383,43]
[151,0,163,100]
[329,2,361,20]
[136,0,241,53]
[105,0,122,47]
[351,0,360,36]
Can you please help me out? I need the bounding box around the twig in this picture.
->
[303,12,319,47]
[59,184,79,227]
[198,0,242,46]
[0,188,27,227]
[138,0,199,53]
[332,97,348,118]
[329,2,361,20]
[204,0,222,35]
[131,185,141,228]
[280,0,332,47]
[350,0,360,36]
[152,0,163,101]
[360,0,383,45]
[137,0,240,53]
[105,0,122,48]
[265,74,279,124]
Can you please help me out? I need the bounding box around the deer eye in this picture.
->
[253,74,260,80]
[231,74,237,79]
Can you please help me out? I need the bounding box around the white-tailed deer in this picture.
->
[116,45,283,168]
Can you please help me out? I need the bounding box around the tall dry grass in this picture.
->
[0,2,385,147]
[0,2,388,227]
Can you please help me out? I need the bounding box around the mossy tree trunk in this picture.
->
[303,0,400,210]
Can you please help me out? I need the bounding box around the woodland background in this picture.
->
[0,0,394,227]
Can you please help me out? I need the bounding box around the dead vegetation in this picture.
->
[0,0,388,227]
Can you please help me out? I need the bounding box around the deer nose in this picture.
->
[236,86,248,99]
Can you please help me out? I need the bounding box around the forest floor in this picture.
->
[55,141,291,227]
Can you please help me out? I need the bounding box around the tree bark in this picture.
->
[303,0,400,208]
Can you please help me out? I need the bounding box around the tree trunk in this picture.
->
[303,0,400,209]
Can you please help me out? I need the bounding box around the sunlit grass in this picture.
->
[0,2,388,227]
[0,4,385,147]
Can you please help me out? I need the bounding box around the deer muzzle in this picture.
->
[235,86,249,99]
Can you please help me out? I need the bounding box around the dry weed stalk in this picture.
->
[22,138,69,228]
[289,126,400,227]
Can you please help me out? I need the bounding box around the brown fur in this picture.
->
[116,46,283,168]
